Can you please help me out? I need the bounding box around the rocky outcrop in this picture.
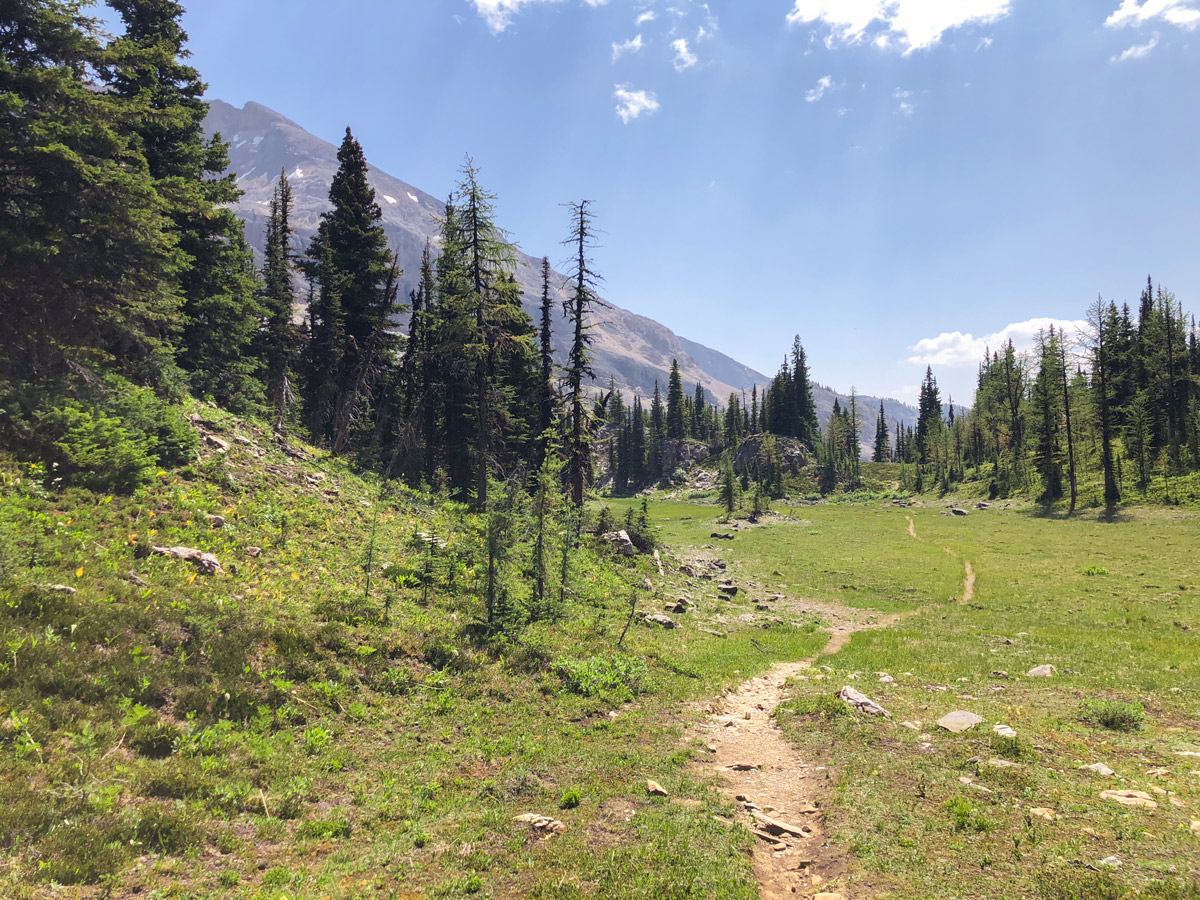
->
[732,434,810,476]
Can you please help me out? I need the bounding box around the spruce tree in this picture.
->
[261,169,302,431]
[301,128,402,450]
[666,359,686,441]
[106,0,264,409]
[873,401,889,462]
[1,0,182,385]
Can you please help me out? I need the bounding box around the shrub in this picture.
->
[1079,698,1144,732]
[34,403,156,492]
[135,802,204,854]
[298,815,352,840]
[36,819,131,884]
[779,694,854,723]
[559,787,582,810]
[553,652,648,699]
[1081,566,1110,576]
[128,714,180,759]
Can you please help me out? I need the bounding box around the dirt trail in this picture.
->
[962,561,975,603]
[696,600,908,900]
[905,515,917,539]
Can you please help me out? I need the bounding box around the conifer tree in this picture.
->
[301,128,402,449]
[106,0,264,409]
[562,201,604,508]
[261,169,302,431]
[873,401,889,462]
[0,0,182,385]
[537,256,557,462]
[666,359,686,440]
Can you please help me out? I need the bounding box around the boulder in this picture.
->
[203,434,230,453]
[838,686,891,718]
[718,584,739,596]
[644,614,676,629]
[1026,664,1056,677]
[732,433,809,476]
[1080,763,1115,777]
[950,507,969,517]
[646,780,668,797]
[204,513,227,528]
[937,711,985,733]
[151,545,222,576]
[602,530,637,557]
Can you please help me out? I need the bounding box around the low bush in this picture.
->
[553,652,648,699]
[1079,698,1144,732]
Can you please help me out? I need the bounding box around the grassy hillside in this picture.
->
[0,405,832,899]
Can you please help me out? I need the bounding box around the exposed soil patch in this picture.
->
[906,516,917,540]
[694,600,911,900]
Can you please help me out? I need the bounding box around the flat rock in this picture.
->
[644,614,676,629]
[993,724,1017,738]
[1081,763,1115,777]
[899,721,921,731]
[1030,808,1059,822]
[1100,790,1157,809]
[838,686,891,718]
[1026,664,1056,677]
[938,710,985,733]
[203,434,229,453]
[750,810,810,839]
[1099,856,1122,869]
[987,758,1021,769]
[646,780,668,797]
[1191,820,1200,835]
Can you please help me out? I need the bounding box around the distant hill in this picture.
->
[203,100,921,451]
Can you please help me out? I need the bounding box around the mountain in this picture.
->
[203,99,920,449]
[203,99,764,405]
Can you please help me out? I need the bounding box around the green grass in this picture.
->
[0,405,825,899]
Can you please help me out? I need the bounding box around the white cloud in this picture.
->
[636,10,656,25]
[907,317,1089,367]
[672,37,698,70]
[614,84,660,123]
[805,75,835,102]
[1112,33,1160,60]
[977,36,994,50]
[469,0,556,33]
[612,33,644,60]
[894,87,915,115]
[1105,0,1199,30]
[786,0,1012,53]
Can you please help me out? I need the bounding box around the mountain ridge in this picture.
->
[203,99,919,447]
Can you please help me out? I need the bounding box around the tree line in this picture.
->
[869,280,1200,508]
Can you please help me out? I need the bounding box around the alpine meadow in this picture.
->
[3,3,1200,900]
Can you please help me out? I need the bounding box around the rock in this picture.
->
[234,435,254,446]
[514,813,568,835]
[750,810,811,839]
[1100,790,1157,809]
[246,546,262,558]
[1030,808,1059,822]
[646,780,668,797]
[1191,820,1200,835]
[900,721,921,731]
[879,675,895,684]
[813,894,845,900]
[644,614,676,629]
[1026,664,1056,677]
[710,532,735,541]
[733,433,809,475]
[938,711,985,733]
[204,513,227,528]
[664,602,688,614]
[993,724,1017,738]
[1081,763,1115,777]
[679,564,699,578]
[203,434,230,453]
[838,686,891,718]
[724,763,759,772]
[150,545,222,576]
[987,758,1021,769]
[1099,856,1122,869]
[991,670,1010,679]
[38,584,77,595]
[718,584,739,596]
[602,530,637,556]
[950,507,969,516]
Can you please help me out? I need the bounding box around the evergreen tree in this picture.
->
[873,401,889,462]
[1,0,182,385]
[666,358,686,440]
[261,169,302,431]
[301,128,402,451]
[562,201,604,508]
[537,256,557,463]
[106,0,264,409]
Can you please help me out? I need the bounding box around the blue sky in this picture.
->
[101,1,1199,405]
